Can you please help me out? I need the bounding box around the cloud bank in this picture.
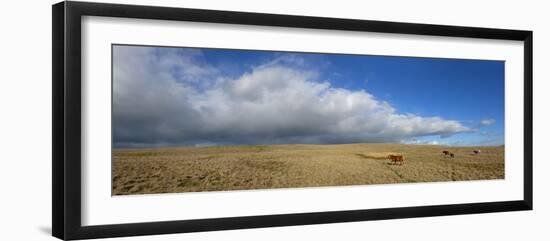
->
[113,46,471,147]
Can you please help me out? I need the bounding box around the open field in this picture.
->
[112,144,504,195]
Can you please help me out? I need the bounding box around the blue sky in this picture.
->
[113,45,504,147]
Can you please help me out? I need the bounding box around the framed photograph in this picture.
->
[52,1,533,240]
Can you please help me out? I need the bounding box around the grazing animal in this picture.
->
[450,153,455,158]
[387,154,405,165]
[442,150,450,156]
[473,149,481,155]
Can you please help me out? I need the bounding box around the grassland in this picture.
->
[112,144,504,195]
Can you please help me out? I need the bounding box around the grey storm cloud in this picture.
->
[112,46,472,147]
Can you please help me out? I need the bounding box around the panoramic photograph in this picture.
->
[111,44,505,195]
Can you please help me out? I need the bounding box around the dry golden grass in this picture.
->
[112,143,504,195]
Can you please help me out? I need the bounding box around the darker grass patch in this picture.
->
[242,159,287,172]
[177,178,200,188]
[197,155,219,160]
[355,153,387,160]
[245,145,270,152]
[118,151,158,157]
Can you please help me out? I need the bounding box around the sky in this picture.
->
[112,45,504,148]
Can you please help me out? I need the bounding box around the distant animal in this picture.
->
[473,149,481,155]
[387,154,405,165]
[450,153,455,158]
[442,150,450,156]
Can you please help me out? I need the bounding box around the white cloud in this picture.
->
[113,46,472,147]
[401,138,446,146]
[480,119,496,126]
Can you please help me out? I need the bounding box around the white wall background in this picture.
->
[0,0,547,240]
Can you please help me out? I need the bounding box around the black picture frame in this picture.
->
[52,1,533,240]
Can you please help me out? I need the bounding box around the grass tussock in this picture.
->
[112,143,504,195]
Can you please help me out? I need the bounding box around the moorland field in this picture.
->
[112,144,504,195]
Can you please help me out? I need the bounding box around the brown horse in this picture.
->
[387,154,405,165]
[442,150,450,156]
